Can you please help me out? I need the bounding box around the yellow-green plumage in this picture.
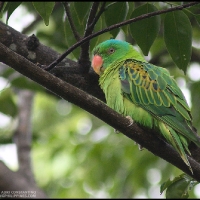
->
[92,39,200,173]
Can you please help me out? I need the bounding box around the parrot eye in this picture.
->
[108,47,115,54]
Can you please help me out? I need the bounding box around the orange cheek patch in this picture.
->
[92,55,103,75]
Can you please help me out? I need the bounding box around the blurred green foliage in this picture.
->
[31,92,175,198]
[0,1,200,198]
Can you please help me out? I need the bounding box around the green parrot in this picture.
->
[91,39,200,173]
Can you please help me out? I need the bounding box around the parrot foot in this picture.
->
[114,116,134,133]
[114,129,120,134]
[126,116,134,127]
[134,142,144,151]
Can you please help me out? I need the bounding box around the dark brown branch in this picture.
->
[85,2,100,33]
[89,2,107,29]
[14,90,35,184]
[46,1,200,71]
[1,42,200,182]
[62,2,81,41]
[0,161,47,198]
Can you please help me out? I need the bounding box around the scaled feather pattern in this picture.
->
[92,39,200,173]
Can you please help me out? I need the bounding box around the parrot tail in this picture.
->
[159,122,193,174]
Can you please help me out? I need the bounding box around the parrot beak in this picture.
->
[92,55,103,75]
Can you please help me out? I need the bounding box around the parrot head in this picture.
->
[92,39,145,75]
[92,39,131,75]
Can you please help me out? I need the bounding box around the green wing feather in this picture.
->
[119,59,200,147]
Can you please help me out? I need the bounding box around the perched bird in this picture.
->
[91,39,200,173]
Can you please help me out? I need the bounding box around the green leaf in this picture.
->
[164,11,192,73]
[73,2,92,25]
[0,88,17,117]
[194,14,200,27]
[126,2,135,19]
[129,3,161,56]
[104,2,128,38]
[0,2,7,18]
[32,2,55,26]
[187,3,200,15]
[160,173,199,199]
[4,2,22,24]
[0,67,16,79]
[191,80,200,133]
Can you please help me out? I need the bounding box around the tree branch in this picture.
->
[0,161,47,198]
[85,2,100,34]
[1,42,200,182]
[89,2,107,29]
[14,90,35,184]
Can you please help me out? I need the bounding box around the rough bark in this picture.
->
[0,161,47,198]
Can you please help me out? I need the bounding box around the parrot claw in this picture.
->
[134,142,144,151]
[138,144,144,151]
[126,116,134,127]
[114,116,134,133]
[114,128,120,134]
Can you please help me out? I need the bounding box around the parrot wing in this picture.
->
[119,59,200,147]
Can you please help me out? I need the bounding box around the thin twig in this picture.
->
[89,2,107,28]
[45,1,200,71]
[78,2,100,71]
[85,2,100,32]
[62,2,81,41]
